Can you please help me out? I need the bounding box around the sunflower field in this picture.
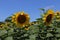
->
[0,9,60,40]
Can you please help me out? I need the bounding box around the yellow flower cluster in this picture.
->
[11,10,60,30]
[0,10,60,30]
[42,9,60,26]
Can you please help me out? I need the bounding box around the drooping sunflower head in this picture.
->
[42,9,54,26]
[12,11,30,28]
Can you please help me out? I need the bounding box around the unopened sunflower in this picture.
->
[42,9,54,26]
[12,12,30,28]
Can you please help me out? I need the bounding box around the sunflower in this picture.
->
[55,11,60,16]
[55,11,60,21]
[24,25,29,30]
[25,27,29,30]
[0,22,5,29]
[5,22,10,26]
[30,22,35,25]
[42,9,54,26]
[0,24,5,30]
[0,25,3,28]
[12,12,30,28]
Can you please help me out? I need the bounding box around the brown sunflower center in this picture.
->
[17,15,26,24]
[57,13,59,15]
[46,14,53,23]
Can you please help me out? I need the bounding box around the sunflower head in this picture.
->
[55,11,60,16]
[55,11,60,21]
[0,24,5,30]
[24,25,29,30]
[0,22,5,29]
[43,9,54,26]
[0,24,3,28]
[25,27,29,30]
[12,11,30,28]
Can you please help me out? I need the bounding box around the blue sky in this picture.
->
[0,0,60,22]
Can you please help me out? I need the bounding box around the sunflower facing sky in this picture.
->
[42,9,54,26]
[12,12,30,28]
